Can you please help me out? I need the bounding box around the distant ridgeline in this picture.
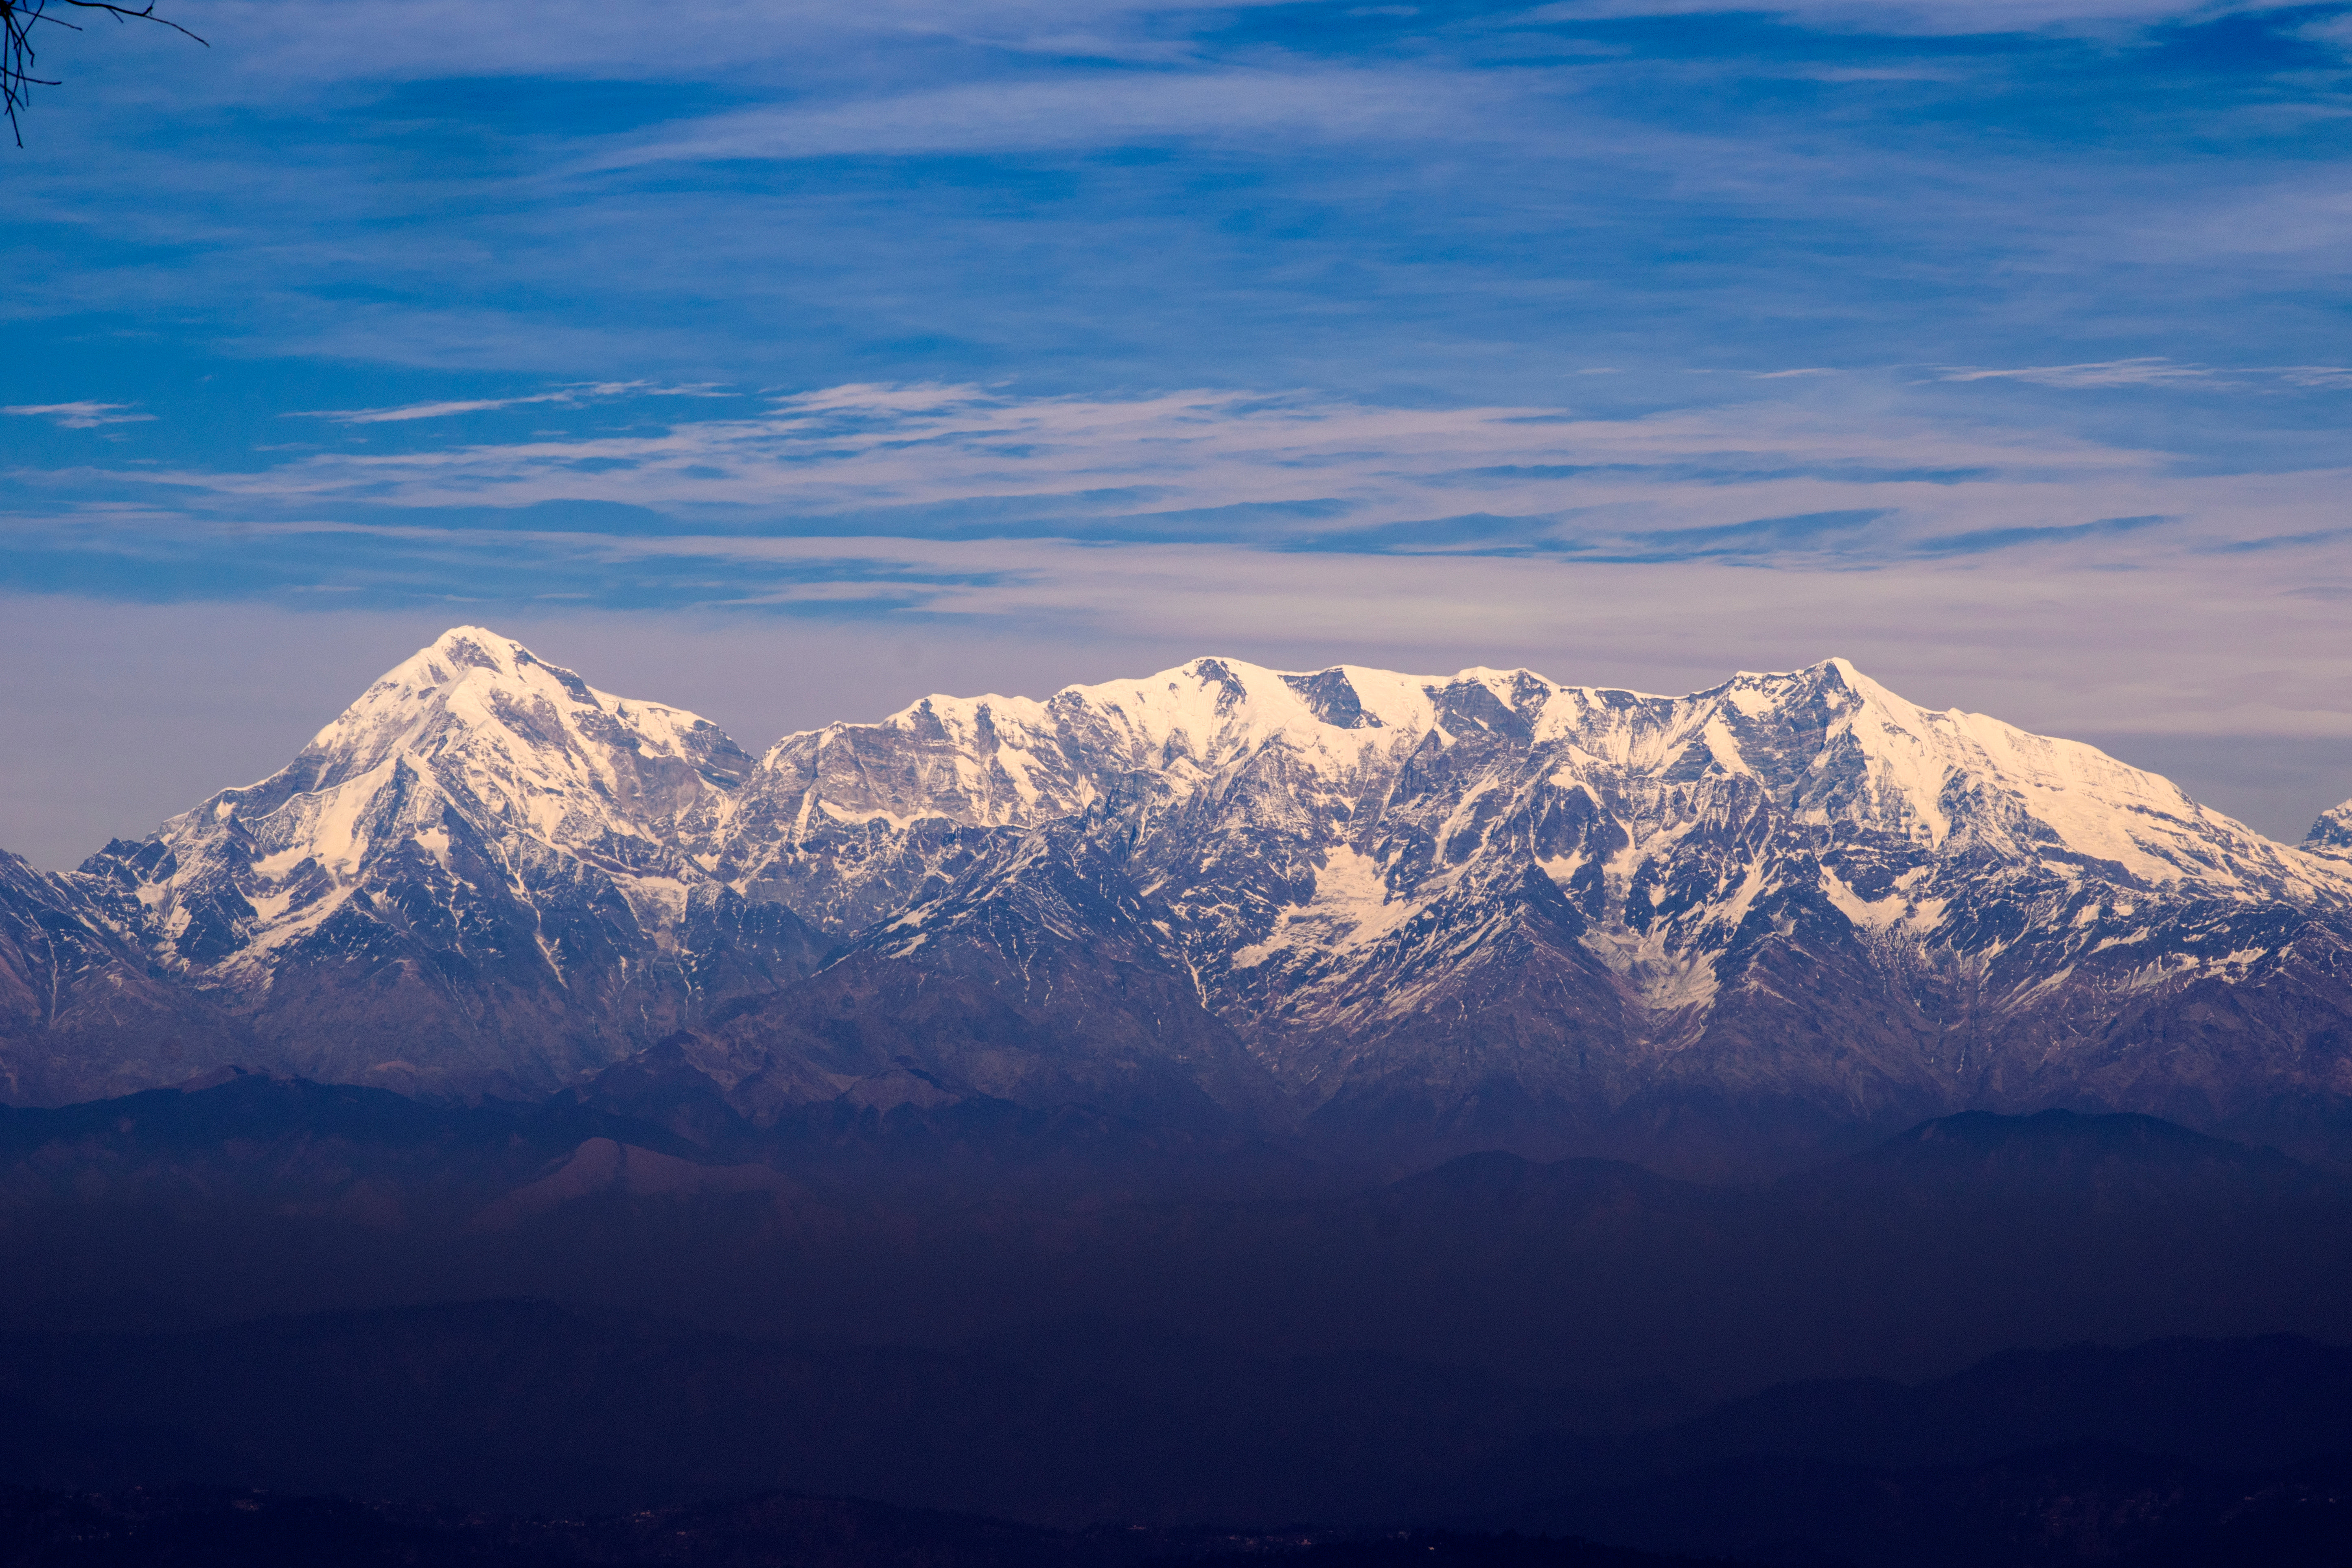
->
[4,626,2351,1172]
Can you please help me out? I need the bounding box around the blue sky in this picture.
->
[4,0,2350,861]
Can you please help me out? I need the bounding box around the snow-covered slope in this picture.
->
[711,658,1440,934]
[715,652,2347,993]
[55,629,819,1098]
[123,626,748,971]
[704,654,2352,1158]
[7,630,2352,1166]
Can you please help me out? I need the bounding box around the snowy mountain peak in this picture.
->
[414,624,561,681]
[2310,798,2352,855]
[110,629,758,989]
[157,628,752,862]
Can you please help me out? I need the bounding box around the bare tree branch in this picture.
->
[2,0,207,148]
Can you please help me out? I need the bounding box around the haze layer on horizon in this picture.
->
[4,0,2349,866]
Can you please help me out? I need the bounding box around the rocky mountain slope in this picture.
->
[5,628,2350,1165]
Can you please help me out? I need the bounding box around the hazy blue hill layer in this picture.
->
[2,1091,2352,1535]
[7,1082,2350,1396]
[6,1087,2352,1562]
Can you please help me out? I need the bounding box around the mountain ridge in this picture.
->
[5,628,2351,1170]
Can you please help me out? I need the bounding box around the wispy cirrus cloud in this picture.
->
[1936,359,2220,388]
[585,69,1480,171]
[291,382,731,424]
[13,381,2344,612]
[1936,359,2352,389]
[3,402,157,429]
[83,381,2165,554]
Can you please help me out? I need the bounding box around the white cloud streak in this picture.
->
[589,68,1495,170]
[292,382,730,424]
[2,402,157,428]
[1936,359,2352,389]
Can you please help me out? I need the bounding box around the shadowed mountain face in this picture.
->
[5,628,2352,1169]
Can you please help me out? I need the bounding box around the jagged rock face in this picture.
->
[6,630,2352,1166]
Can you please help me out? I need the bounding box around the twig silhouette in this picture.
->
[2,0,207,147]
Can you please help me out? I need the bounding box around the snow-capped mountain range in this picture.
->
[6,628,2351,1164]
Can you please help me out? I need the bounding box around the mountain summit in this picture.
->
[4,631,2350,1167]
[137,625,751,970]
[1,629,815,1101]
